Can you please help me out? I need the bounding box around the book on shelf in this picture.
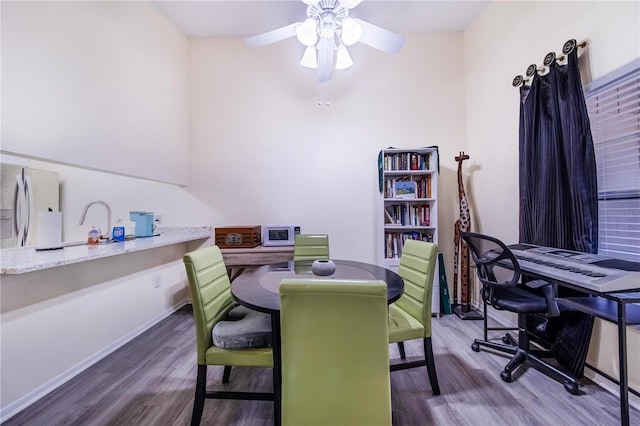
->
[384,151,432,171]
[394,181,416,199]
[423,204,430,226]
[385,230,434,260]
[384,207,394,224]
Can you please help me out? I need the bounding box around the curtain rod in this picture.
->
[512,39,588,87]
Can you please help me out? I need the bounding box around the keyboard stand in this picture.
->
[560,292,640,426]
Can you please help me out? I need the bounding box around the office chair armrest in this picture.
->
[525,279,560,317]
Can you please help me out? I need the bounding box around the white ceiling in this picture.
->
[153,0,491,38]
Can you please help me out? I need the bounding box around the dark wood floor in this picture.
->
[4,305,638,425]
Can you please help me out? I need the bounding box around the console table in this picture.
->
[220,245,294,281]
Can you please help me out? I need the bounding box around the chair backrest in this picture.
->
[183,245,235,364]
[394,239,438,337]
[293,234,330,261]
[279,279,391,426]
[460,232,521,305]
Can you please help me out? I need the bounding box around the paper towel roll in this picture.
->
[36,211,63,250]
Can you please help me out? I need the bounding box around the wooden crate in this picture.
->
[215,226,261,248]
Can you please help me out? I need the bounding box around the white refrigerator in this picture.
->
[0,163,60,248]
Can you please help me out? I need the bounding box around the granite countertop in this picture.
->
[0,226,212,275]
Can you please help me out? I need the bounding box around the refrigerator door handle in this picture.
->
[24,174,33,246]
[16,175,27,247]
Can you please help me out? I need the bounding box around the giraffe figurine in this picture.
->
[453,152,471,311]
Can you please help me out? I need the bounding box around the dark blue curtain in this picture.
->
[518,48,598,379]
[519,49,598,253]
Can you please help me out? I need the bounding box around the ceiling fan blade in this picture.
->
[340,0,364,9]
[317,37,335,83]
[246,22,302,48]
[353,18,404,55]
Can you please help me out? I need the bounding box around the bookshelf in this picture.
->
[378,148,440,315]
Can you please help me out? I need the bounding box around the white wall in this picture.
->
[189,33,466,272]
[464,0,640,394]
[1,1,190,185]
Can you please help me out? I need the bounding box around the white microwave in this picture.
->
[262,224,301,246]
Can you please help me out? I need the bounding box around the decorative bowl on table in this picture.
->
[311,259,335,277]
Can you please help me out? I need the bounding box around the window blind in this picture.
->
[585,63,640,261]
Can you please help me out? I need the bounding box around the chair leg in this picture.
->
[397,342,406,360]
[191,364,207,426]
[222,366,232,383]
[503,348,527,374]
[423,337,440,395]
[472,338,519,356]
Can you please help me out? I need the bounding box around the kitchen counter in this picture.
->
[0,226,212,274]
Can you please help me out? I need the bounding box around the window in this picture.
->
[584,59,640,261]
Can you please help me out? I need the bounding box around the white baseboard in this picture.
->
[0,300,187,423]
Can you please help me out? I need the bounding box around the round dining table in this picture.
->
[231,259,404,312]
[230,259,404,426]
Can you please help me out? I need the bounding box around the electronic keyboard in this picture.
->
[508,244,640,293]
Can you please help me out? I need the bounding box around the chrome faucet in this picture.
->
[79,200,112,239]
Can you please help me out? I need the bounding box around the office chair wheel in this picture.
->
[564,381,579,395]
[502,336,511,344]
[500,371,513,383]
[471,342,480,352]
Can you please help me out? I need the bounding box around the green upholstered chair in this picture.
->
[183,246,275,426]
[279,279,392,426]
[388,239,441,395]
[293,234,330,261]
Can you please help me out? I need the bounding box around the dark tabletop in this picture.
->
[231,259,404,314]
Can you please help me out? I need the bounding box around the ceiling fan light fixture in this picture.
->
[340,17,362,46]
[300,46,318,69]
[320,25,334,39]
[246,0,404,84]
[335,45,353,70]
[296,18,318,46]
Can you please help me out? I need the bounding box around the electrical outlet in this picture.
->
[152,275,161,289]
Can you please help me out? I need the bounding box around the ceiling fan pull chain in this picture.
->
[318,82,331,106]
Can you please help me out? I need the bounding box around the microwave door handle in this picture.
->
[23,174,33,246]
[16,175,27,247]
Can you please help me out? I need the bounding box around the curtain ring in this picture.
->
[526,64,538,77]
[562,39,588,55]
[512,75,525,87]
[543,52,556,67]
[563,39,577,54]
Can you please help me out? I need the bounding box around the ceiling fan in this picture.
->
[246,0,404,83]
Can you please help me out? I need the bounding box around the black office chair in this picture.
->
[460,232,580,394]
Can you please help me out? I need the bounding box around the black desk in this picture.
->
[506,246,640,426]
[230,259,404,426]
